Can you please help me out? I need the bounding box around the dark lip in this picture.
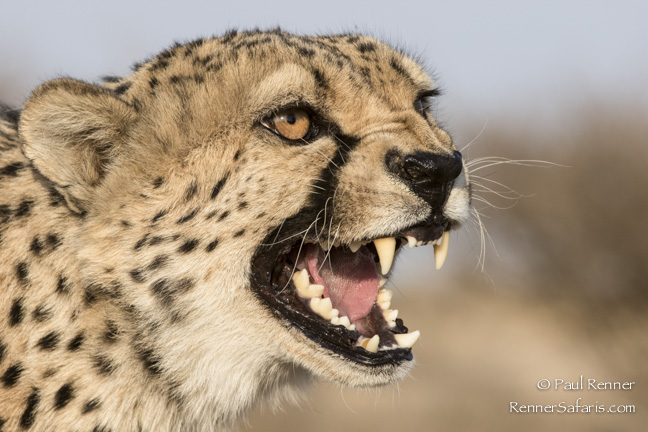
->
[248,216,449,366]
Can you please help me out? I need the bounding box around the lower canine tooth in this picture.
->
[434,231,450,270]
[394,330,420,348]
[373,237,396,275]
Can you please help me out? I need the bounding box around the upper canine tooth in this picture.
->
[373,237,396,275]
[406,236,417,248]
[349,241,362,253]
[434,231,450,270]
[394,330,420,348]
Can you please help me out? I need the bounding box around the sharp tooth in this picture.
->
[377,289,392,307]
[292,270,310,296]
[373,237,396,275]
[320,239,331,251]
[338,316,351,329]
[434,231,450,270]
[310,297,335,319]
[331,308,339,319]
[333,239,341,247]
[383,309,398,322]
[394,330,420,348]
[307,284,324,298]
[379,277,387,288]
[364,335,380,353]
[406,236,417,248]
[349,241,362,253]
[330,316,340,325]
[349,324,356,331]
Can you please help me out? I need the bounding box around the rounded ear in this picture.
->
[20,78,137,213]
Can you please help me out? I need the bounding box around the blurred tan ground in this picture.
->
[246,101,648,432]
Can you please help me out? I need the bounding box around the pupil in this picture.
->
[286,114,296,124]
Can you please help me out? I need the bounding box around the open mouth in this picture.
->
[251,218,452,366]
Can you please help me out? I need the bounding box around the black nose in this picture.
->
[386,150,463,209]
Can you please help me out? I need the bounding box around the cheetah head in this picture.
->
[19,31,470,394]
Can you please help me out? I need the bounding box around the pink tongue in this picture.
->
[306,244,380,322]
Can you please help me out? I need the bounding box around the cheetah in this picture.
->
[0,30,471,431]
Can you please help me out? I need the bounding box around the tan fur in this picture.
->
[0,30,470,431]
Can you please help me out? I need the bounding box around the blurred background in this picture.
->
[2,1,646,430]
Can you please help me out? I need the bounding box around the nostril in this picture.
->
[402,151,462,186]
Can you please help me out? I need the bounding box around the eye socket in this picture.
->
[262,108,315,141]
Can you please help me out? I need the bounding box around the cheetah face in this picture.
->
[20,32,471,389]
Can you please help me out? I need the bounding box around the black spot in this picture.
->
[149,236,165,246]
[238,201,248,210]
[149,77,159,90]
[150,278,195,307]
[82,398,101,414]
[103,321,119,344]
[29,237,43,255]
[185,182,198,201]
[102,76,121,83]
[32,305,52,322]
[234,229,245,238]
[14,198,34,218]
[130,269,146,283]
[2,362,23,387]
[121,220,131,228]
[176,209,198,224]
[48,187,65,207]
[0,339,5,364]
[205,210,217,220]
[178,239,199,253]
[218,210,230,221]
[42,368,58,379]
[210,177,228,200]
[357,42,376,53]
[136,345,163,375]
[0,204,11,224]
[45,233,61,250]
[0,161,24,179]
[152,210,167,223]
[221,29,238,44]
[312,68,329,90]
[9,298,24,326]
[233,150,241,161]
[148,255,169,271]
[92,426,111,432]
[297,47,315,58]
[84,284,104,306]
[169,75,181,84]
[56,275,70,295]
[37,332,60,351]
[16,262,29,284]
[67,333,85,351]
[134,234,149,250]
[205,239,219,252]
[114,82,132,95]
[93,354,115,375]
[0,417,5,432]
[20,387,40,429]
[54,382,75,410]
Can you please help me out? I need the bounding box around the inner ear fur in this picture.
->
[20,78,137,213]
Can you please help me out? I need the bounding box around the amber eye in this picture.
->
[262,108,313,141]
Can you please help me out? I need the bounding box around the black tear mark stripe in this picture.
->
[54,382,75,410]
[20,387,40,429]
[2,362,23,387]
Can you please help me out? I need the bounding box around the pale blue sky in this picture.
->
[1,0,647,124]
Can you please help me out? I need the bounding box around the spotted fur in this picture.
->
[0,30,470,431]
